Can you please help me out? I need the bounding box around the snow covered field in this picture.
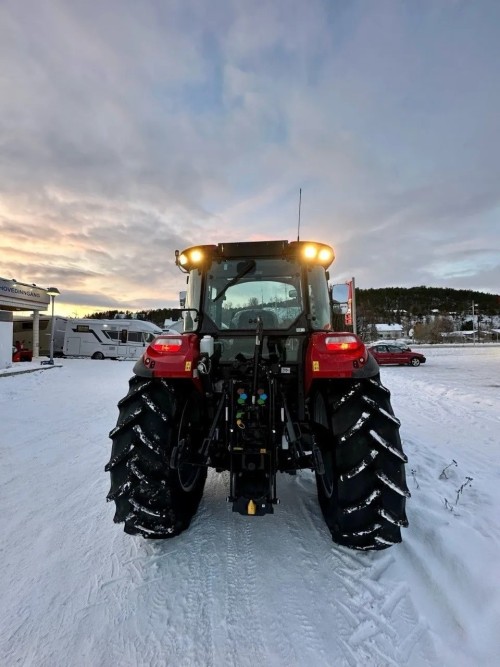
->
[1,346,499,667]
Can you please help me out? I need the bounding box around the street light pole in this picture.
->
[46,287,60,364]
[471,301,479,346]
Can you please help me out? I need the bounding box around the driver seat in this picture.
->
[231,309,279,329]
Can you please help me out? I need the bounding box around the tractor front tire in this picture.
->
[105,377,207,538]
[312,377,409,550]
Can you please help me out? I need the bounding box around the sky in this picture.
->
[1,0,499,317]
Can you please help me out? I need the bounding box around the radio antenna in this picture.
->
[297,188,302,242]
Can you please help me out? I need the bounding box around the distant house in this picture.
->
[374,323,404,340]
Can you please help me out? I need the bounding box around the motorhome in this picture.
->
[13,316,68,357]
[162,318,184,333]
[63,318,162,359]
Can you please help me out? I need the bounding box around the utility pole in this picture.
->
[472,301,478,346]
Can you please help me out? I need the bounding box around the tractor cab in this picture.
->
[175,240,334,365]
[176,241,334,330]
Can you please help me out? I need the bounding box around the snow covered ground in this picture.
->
[1,346,499,667]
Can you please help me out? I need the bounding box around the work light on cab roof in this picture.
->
[175,240,335,272]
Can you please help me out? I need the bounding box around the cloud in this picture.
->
[0,0,499,316]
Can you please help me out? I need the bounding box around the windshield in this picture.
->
[205,258,303,330]
[182,256,332,332]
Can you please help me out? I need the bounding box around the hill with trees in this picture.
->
[84,287,499,342]
[353,287,499,342]
[355,286,498,321]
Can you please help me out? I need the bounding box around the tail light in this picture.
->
[324,334,363,352]
[150,337,183,353]
[305,331,369,391]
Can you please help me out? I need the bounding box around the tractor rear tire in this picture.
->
[312,377,409,550]
[105,377,207,538]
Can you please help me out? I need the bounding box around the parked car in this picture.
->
[368,344,426,367]
[12,345,33,363]
[370,340,412,352]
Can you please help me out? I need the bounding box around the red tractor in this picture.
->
[106,240,409,550]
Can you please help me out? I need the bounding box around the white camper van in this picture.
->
[63,319,162,359]
[162,318,184,333]
[13,316,68,357]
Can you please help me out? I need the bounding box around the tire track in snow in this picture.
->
[331,539,435,665]
[280,527,329,658]
[181,507,217,667]
[127,518,220,667]
[200,471,301,667]
[240,519,301,667]
[82,534,196,666]
[276,472,436,666]
[220,511,268,667]
[91,539,168,666]
[278,482,360,666]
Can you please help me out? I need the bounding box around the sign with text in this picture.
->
[0,278,50,311]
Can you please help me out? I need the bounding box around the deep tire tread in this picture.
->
[341,523,381,538]
[117,378,153,407]
[314,376,408,550]
[369,429,408,462]
[141,394,169,421]
[132,424,162,456]
[105,442,134,472]
[108,408,141,438]
[107,378,207,538]
[340,449,378,480]
[106,479,132,501]
[375,470,411,497]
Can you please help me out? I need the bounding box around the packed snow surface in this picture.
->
[1,346,499,666]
